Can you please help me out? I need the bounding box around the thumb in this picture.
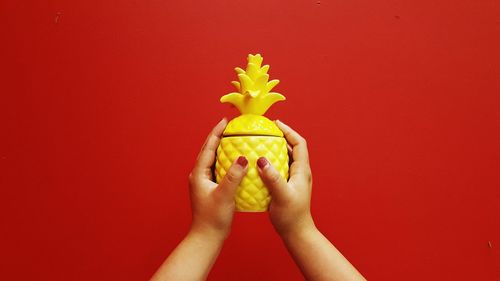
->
[257,157,288,202]
[217,156,248,200]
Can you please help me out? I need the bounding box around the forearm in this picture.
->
[281,224,366,281]
[150,228,225,281]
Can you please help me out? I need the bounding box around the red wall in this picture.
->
[2,1,499,280]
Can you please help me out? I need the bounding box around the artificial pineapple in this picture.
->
[215,54,289,212]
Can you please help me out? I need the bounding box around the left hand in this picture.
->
[188,118,248,240]
[256,120,314,238]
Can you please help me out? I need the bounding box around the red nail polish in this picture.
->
[257,157,268,169]
[237,156,248,167]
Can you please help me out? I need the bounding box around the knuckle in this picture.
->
[225,170,239,183]
[268,171,282,185]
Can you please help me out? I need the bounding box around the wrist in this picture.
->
[277,214,317,241]
[189,222,229,243]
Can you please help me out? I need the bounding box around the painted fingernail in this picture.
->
[257,157,269,169]
[236,156,248,167]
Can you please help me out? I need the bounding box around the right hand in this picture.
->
[257,120,315,237]
[188,118,248,240]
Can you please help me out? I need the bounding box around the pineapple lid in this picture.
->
[221,54,285,137]
[224,115,283,136]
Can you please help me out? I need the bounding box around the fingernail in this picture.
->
[236,156,248,167]
[275,120,287,128]
[257,157,269,169]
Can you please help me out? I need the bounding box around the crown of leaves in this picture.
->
[220,54,285,115]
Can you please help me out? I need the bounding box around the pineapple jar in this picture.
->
[215,54,289,212]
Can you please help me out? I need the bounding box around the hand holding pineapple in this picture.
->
[256,120,315,237]
[188,118,249,240]
[150,118,249,281]
[150,55,366,281]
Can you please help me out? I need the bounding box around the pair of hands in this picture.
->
[188,118,314,240]
[152,119,366,281]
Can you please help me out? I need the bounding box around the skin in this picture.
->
[258,120,366,281]
[150,119,366,281]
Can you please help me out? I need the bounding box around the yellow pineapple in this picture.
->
[215,54,289,212]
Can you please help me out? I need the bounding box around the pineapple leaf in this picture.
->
[266,79,280,93]
[263,92,286,107]
[246,63,260,81]
[220,93,244,113]
[248,54,263,67]
[234,67,245,75]
[254,93,285,115]
[231,81,240,91]
[261,65,270,74]
[255,74,270,93]
[238,74,253,94]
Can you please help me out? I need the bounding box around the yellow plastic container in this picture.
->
[215,54,289,212]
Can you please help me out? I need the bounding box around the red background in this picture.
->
[2,1,499,280]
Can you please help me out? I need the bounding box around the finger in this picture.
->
[286,143,293,166]
[257,157,289,203]
[275,120,310,176]
[217,156,248,201]
[286,143,293,155]
[193,118,227,179]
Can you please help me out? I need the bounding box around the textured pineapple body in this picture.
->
[215,136,289,212]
